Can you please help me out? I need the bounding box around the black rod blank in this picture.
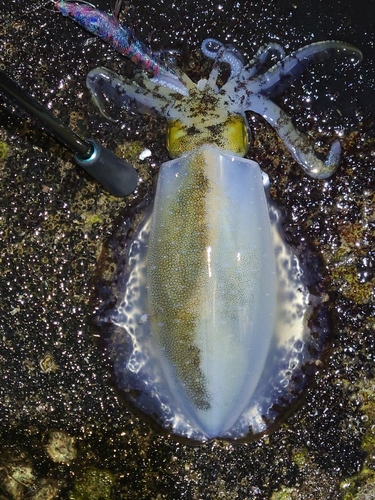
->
[0,70,138,196]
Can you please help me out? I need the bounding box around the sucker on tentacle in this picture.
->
[201,38,245,80]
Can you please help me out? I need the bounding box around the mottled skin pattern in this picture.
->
[146,111,250,411]
[147,151,211,409]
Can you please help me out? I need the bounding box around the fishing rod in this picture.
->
[0,70,138,197]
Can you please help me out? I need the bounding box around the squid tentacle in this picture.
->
[243,92,341,178]
[201,38,245,80]
[255,40,363,98]
[240,43,286,80]
[86,68,174,120]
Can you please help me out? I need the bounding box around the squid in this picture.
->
[57,1,362,441]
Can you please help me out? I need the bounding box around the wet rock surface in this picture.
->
[0,0,374,498]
